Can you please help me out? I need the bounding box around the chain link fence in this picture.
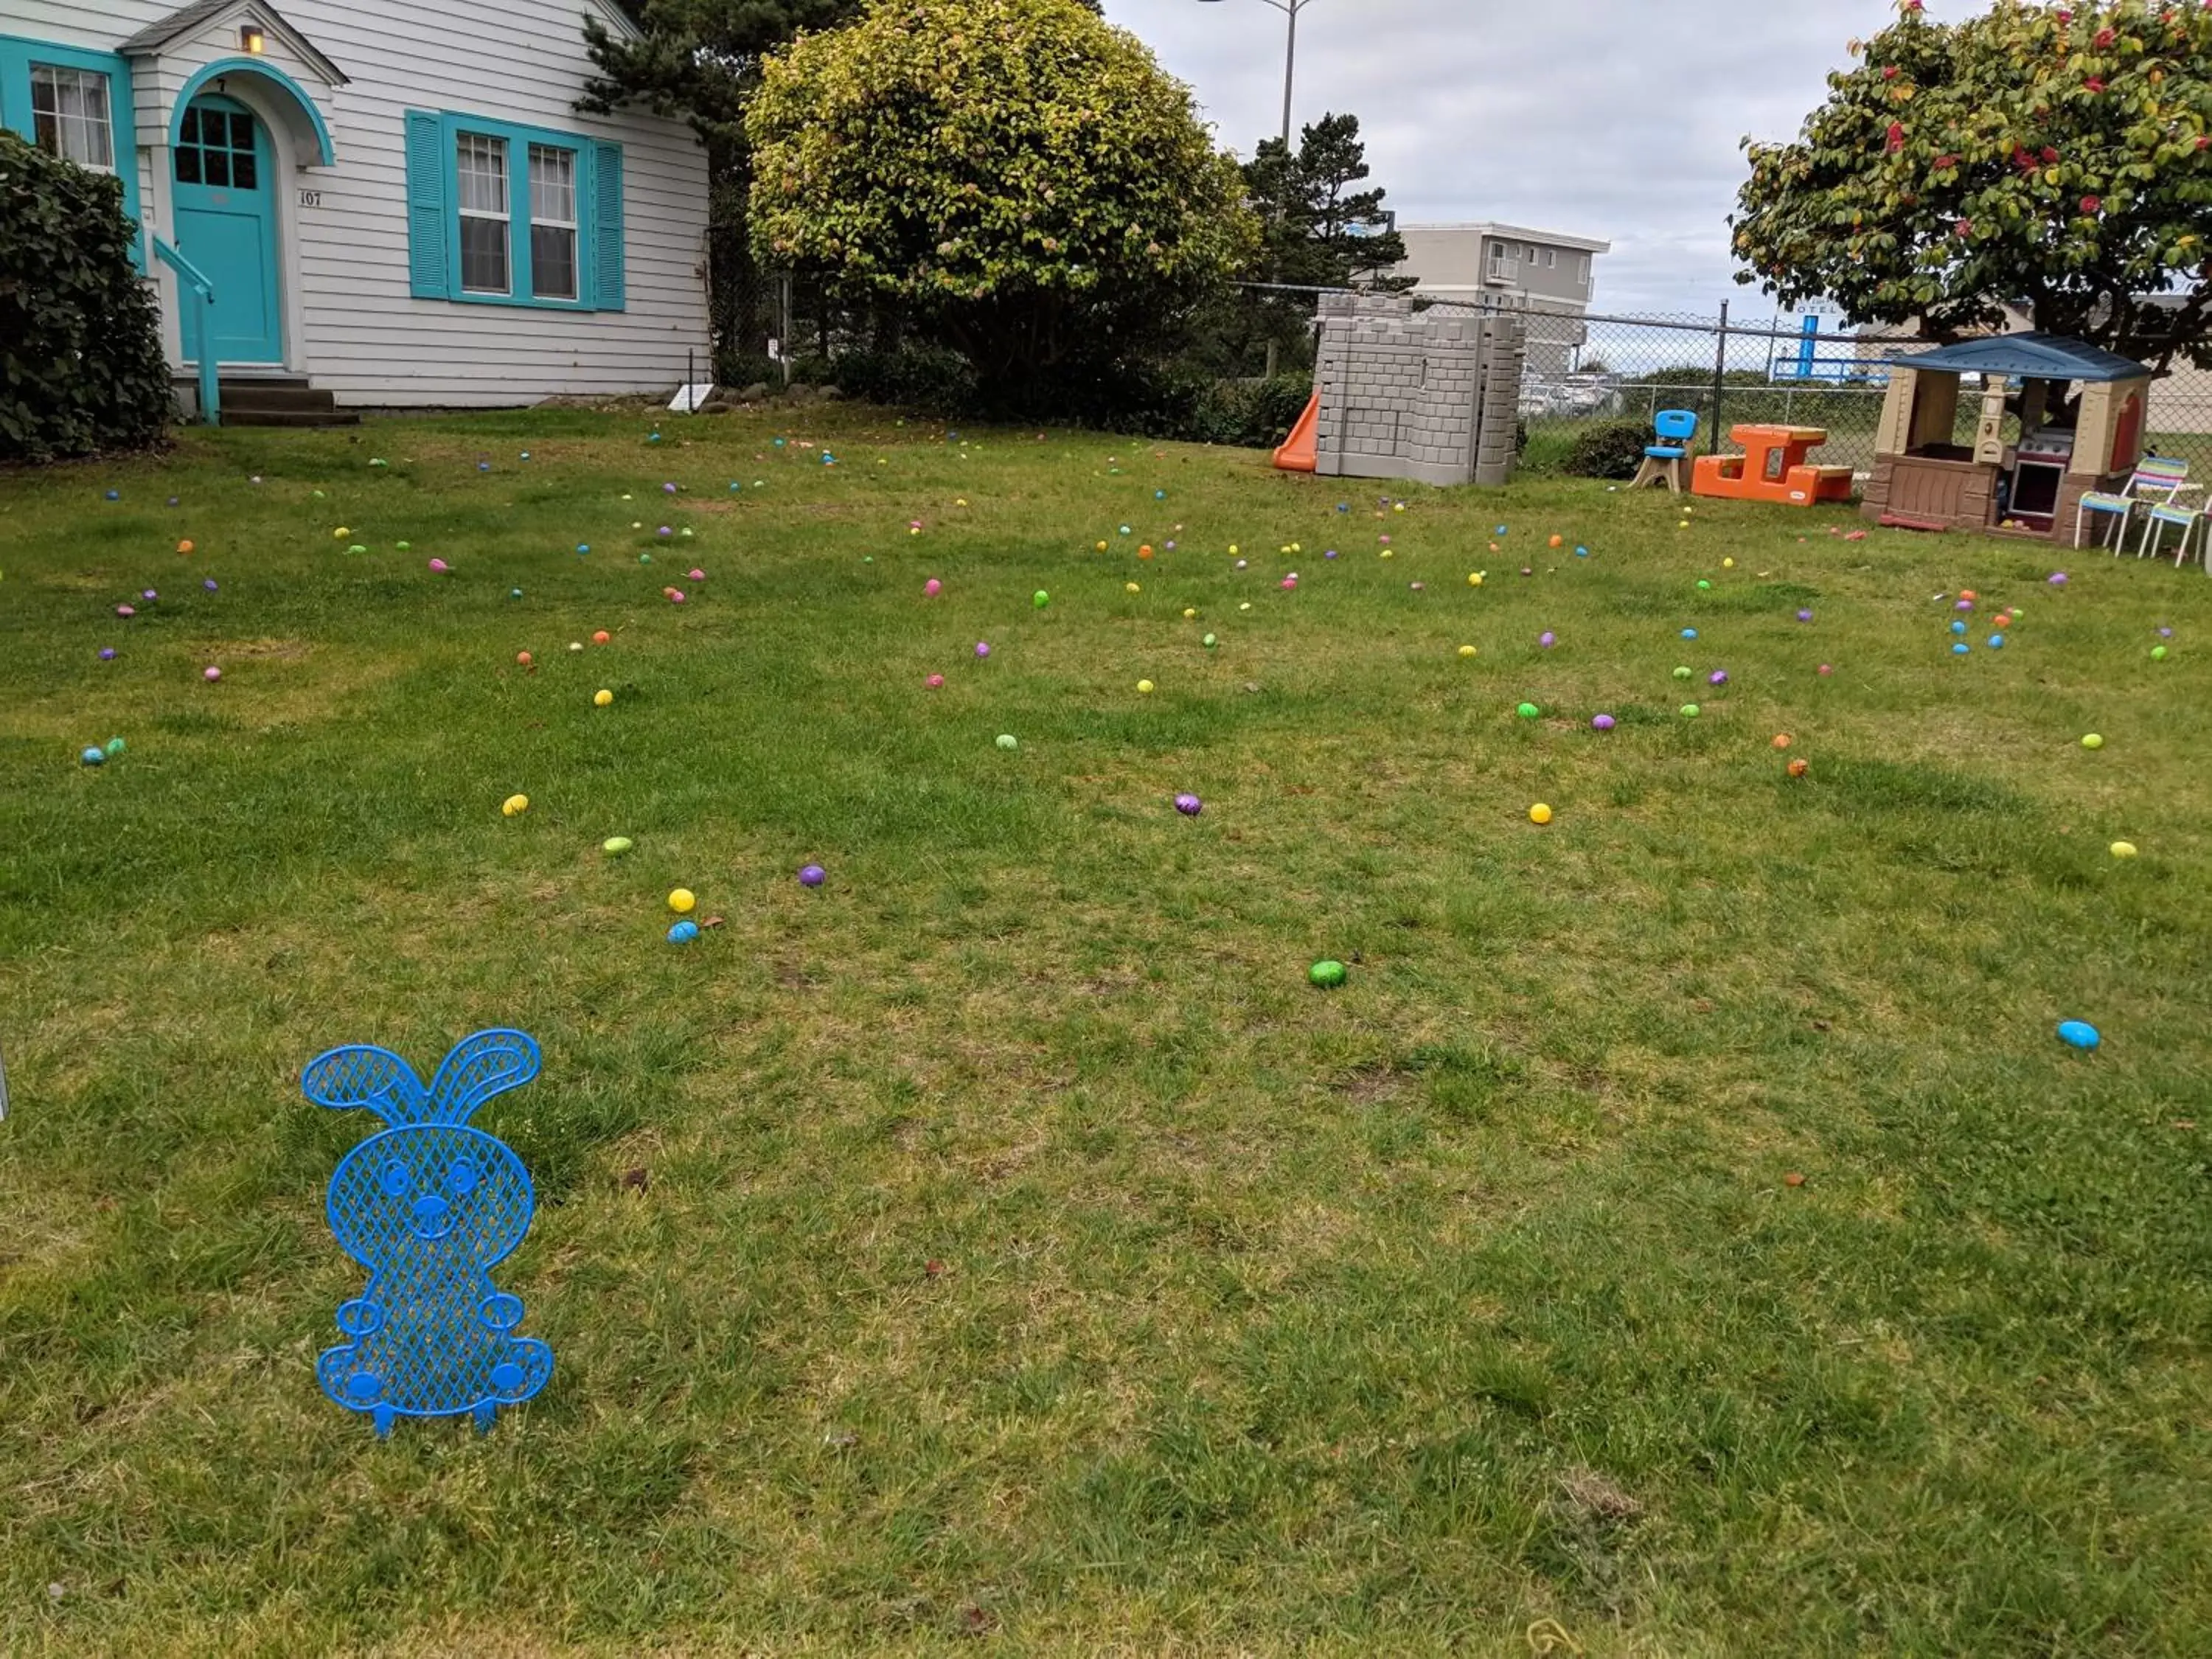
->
[1244,284,2212,482]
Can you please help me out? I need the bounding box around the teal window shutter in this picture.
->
[404,111,448,298]
[591,141,625,312]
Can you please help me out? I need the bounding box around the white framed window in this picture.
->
[527,142,577,301]
[30,64,114,171]
[1542,247,1557,268]
[456,131,510,294]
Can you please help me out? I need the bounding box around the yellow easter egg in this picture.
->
[1529,804,1554,826]
[1137,679,1155,695]
[501,794,529,817]
[1458,644,1478,658]
[1722,557,1735,568]
[333,527,351,539]
[1183,608,1197,619]
[2111,841,2139,859]
[594,689,613,707]
[1126,582,1141,594]
[1468,572,1484,587]
[667,888,696,914]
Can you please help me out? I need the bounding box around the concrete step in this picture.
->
[220,406,361,428]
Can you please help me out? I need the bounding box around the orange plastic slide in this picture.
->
[1273,391,1320,472]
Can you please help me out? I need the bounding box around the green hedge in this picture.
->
[0,131,171,462]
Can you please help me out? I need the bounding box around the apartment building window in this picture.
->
[1577,254,1591,285]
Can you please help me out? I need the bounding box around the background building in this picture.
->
[1394,222,1610,378]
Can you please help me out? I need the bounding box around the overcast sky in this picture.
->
[1102,0,1986,319]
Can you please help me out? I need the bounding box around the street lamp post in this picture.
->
[1197,0,1324,378]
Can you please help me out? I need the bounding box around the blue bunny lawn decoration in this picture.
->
[304,1029,553,1436]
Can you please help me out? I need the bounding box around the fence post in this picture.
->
[1711,299,1728,448]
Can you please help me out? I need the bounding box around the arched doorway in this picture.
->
[171,93,283,364]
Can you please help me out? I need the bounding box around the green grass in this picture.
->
[4,408,2211,1655]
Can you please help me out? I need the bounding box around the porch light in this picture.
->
[241,24,266,54]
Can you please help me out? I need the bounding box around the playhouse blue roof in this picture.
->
[1881,333,2153,383]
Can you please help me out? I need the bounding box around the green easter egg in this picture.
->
[2152,645,2168,661]
[1697,580,1711,591]
[602,836,634,855]
[996,734,1019,751]
[104,737,125,757]
[1517,702,1540,720]
[2081,733,2104,750]
[1309,959,1348,989]
[395,540,411,551]
[1203,633,1218,648]
[1680,703,1702,718]
[1673,666,1694,680]
[1034,591,1051,608]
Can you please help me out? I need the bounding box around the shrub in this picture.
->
[0,131,170,462]
[830,345,979,413]
[1562,421,1654,480]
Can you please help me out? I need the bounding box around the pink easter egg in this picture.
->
[925,579,942,597]
[669,590,687,604]
[428,558,448,573]
[926,674,945,689]
[688,568,705,581]
[203,666,222,682]
[116,604,136,618]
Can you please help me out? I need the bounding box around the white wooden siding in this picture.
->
[0,0,708,406]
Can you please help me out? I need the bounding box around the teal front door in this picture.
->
[172,95,283,365]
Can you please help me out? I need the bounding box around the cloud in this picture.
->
[1102,0,1983,316]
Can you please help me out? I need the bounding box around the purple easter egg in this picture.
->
[664,482,678,494]
[1539,631,1557,648]
[2048,572,2070,585]
[799,863,826,888]
[975,641,991,658]
[1175,793,1203,816]
[1324,549,1338,560]
[142,590,158,602]
[1709,669,1730,686]
[1955,599,1974,612]
[1593,714,1615,731]
[1797,610,1814,622]
[203,579,218,591]
[99,647,116,661]
[658,526,672,537]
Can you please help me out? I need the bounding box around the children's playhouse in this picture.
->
[1860,333,2157,538]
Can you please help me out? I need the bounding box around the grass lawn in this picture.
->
[4,407,2211,1655]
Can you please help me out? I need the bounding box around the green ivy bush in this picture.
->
[0,131,171,462]
[1562,420,1655,479]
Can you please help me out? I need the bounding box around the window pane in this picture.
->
[532,223,577,299]
[181,107,201,145]
[461,215,509,293]
[529,145,575,226]
[231,112,255,150]
[203,149,230,187]
[175,147,201,184]
[232,149,257,189]
[457,133,508,216]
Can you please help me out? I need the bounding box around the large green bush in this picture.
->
[1562,421,1656,480]
[0,131,171,462]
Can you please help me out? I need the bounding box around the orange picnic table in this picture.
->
[1691,423,1855,507]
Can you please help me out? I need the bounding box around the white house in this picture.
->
[0,0,710,420]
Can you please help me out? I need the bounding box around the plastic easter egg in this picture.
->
[1137,679,1155,695]
[80,747,106,767]
[2110,841,2138,859]
[594,689,613,707]
[592,630,611,646]
[1990,635,2006,649]
[1576,546,1589,558]
[1458,644,1478,658]
[689,568,705,581]
[1672,666,1693,681]
[1528,803,1554,826]
[2152,645,2168,661]
[203,666,222,682]
[639,553,652,563]
[1175,793,1203,816]
[1183,608,1198,620]
[204,579,218,591]
[428,558,448,573]
[1592,714,1615,731]
[116,605,135,619]
[926,673,945,689]
[1696,579,1711,590]
[1325,549,1338,560]
[1126,582,1141,594]
[668,888,696,915]
[1787,758,1809,779]
[1138,546,1155,561]
[2048,572,2069,586]
[1308,960,1347,990]
[603,837,633,855]
[502,794,529,816]
[975,641,992,659]
[1955,599,1974,613]
[1819,664,1834,676]
[996,734,1019,751]
[334,527,350,540]
[1797,610,1813,622]
[2081,734,2104,750]
[2056,1020,2101,1051]
[799,864,827,888]
[1681,629,1699,640]
[104,737,125,762]
[667,920,700,945]
[511,588,524,599]
[1709,670,1729,686]
[1540,631,1557,648]
[1517,702,1540,720]
[1203,633,1218,648]
[178,540,194,554]
[577,544,591,555]
[1034,591,1051,608]
[1950,620,1967,636]
[105,489,119,501]
[669,590,687,605]
[1952,643,1970,655]
[569,641,584,653]
[1680,703,1700,718]
[1548,535,1564,549]
[98,647,116,661]
[1469,573,1484,587]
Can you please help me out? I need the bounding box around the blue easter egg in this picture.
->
[2056,1020,2101,1051]
[668,920,700,945]
[80,747,107,766]
[1989,634,2006,649]
[1950,620,1967,636]
[1575,546,1589,557]
[1952,643,1971,655]
[577,543,591,554]
[1681,629,1699,641]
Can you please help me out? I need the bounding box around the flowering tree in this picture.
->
[745,0,1257,389]
[1733,0,2212,369]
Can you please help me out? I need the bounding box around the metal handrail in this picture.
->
[152,237,219,426]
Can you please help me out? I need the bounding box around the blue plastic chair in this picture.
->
[1633,409,1700,492]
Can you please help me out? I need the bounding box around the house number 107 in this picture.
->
[298,189,322,208]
